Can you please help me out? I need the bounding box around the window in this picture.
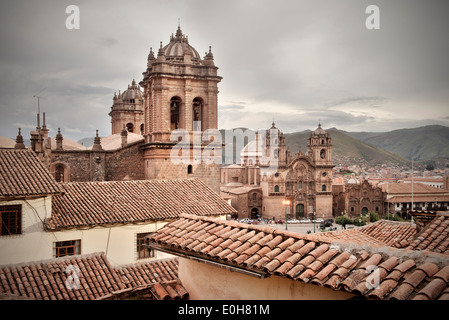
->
[193,97,203,131]
[274,185,279,192]
[252,193,257,201]
[137,233,155,259]
[298,181,302,190]
[320,149,326,159]
[187,164,193,174]
[322,185,327,191]
[170,97,181,130]
[55,165,65,182]
[126,122,134,133]
[53,240,81,258]
[1,205,22,236]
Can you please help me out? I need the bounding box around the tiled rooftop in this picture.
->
[47,178,236,230]
[0,148,62,199]
[0,253,187,300]
[147,214,449,300]
[404,213,449,255]
[381,182,448,195]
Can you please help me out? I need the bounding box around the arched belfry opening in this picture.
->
[170,96,181,130]
[193,97,203,131]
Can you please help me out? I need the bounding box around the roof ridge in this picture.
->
[0,251,107,268]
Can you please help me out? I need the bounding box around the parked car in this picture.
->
[314,218,324,223]
[320,219,333,228]
[300,218,311,223]
[287,219,300,224]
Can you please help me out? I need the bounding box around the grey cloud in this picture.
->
[94,37,119,47]
[0,0,448,141]
[325,96,391,108]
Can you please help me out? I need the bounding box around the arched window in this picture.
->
[252,193,257,201]
[187,164,193,174]
[126,123,134,133]
[170,97,181,130]
[322,185,327,191]
[274,185,279,192]
[192,97,203,131]
[298,181,302,190]
[55,165,65,182]
[140,123,144,135]
[320,149,326,159]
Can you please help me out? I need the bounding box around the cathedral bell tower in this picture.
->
[307,123,334,219]
[139,25,222,193]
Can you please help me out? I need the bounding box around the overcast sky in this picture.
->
[0,0,448,142]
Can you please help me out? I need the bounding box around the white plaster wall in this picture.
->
[0,197,172,266]
[0,197,53,265]
[179,258,354,300]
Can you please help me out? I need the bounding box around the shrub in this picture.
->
[385,213,404,221]
[369,211,380,222]
[352,217,366,226]
[336,215,352,226]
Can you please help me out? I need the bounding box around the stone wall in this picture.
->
[50,141,145,182]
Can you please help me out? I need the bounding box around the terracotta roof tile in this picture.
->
[406,213,449,254]
[0,149,62,199]
[48,178,236,230]
[0,253,188,300]
[146,214,449,300]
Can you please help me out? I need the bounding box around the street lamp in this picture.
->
[283,199,290,230]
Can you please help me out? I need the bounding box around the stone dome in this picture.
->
[162,26,202,62]
[312,123,327,136]
[120,79,143,102]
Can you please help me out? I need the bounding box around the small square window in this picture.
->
[54,240,81,258]
[137,233,155,260]
[0,205,22,236]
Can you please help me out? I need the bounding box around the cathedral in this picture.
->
[16,25,222,194]
[221,123,335,220]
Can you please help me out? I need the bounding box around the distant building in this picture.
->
[402,177,444,189]
[381,182,449,215]
[221,123,334,220]
[332,179,384,217]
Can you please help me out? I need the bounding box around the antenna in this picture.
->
[33,88,46,127]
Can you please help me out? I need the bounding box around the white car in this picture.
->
[287,219,300,224]
[300,218,311,223]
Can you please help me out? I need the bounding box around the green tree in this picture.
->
[369,211,380,222]
[336,216,352,228]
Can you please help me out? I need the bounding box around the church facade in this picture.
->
[221,123,335,220]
